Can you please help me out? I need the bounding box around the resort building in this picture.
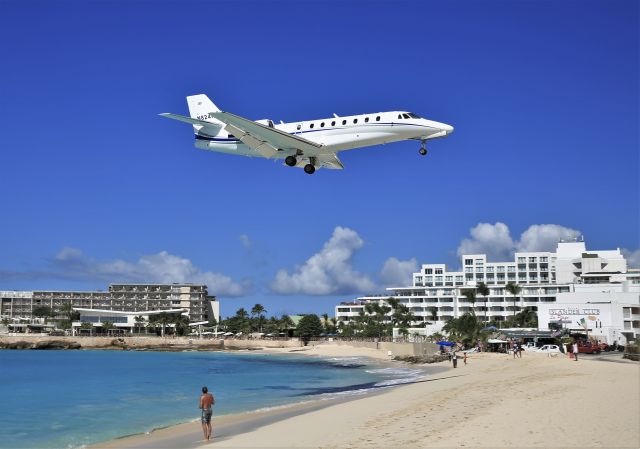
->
[0,283,220,325]
[335,240,640,344]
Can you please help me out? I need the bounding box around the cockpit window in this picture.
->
[407,112,421,118]
[402,113,410,119]
[397,114,402,120]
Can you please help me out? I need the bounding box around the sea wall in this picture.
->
[0,335,307,351]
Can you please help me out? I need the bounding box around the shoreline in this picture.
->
[90,344,443,448]
[94,348,638,448]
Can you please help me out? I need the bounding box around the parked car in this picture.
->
[538,344,562,353]
[576,341,601,354]
[521,343,538,351]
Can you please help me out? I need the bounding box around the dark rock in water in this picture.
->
[33,340,81,350]
[393,354,449,364]
[6,341,33,350]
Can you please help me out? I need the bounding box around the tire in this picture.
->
[304,164,315,174]
[285,155,297,167]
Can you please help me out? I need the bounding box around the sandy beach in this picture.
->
[94,344,640,448]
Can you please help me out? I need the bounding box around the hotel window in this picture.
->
[425,276,433,283]
[455,275,463,282]
[486,266,494,273]
[507,266,515,272]
[540,257,548,262]
[425,268,433,274]
[435,268,443,274]
[465,259,473,266]
[475,259,483,265]
[529,257,537,263]
[465,267,473,273]
[518,257,525,263]
[445,276,453,283]
[376,116,381,121]
[435,276,443,283]
[497,266,505,272]
[476,267,483,273]
[365,117,369,122]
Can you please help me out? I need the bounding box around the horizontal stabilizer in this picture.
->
[159,113,223,136]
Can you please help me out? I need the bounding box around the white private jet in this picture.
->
[160,94,453,174]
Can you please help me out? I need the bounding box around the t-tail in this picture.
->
[159,94,225,138]
[186,94,224,137]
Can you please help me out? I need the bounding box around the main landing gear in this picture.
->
[285,155,297,167]
[419,140,428,156]
[304,164,316,175]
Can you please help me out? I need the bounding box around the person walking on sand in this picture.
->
[199,386,215,441]
[452,351,458,368]
[572,342,579,361]
[463,351,467,365]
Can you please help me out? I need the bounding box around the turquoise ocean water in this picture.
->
[0,350,436,449]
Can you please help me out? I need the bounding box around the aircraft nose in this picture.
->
[441,123,454,134]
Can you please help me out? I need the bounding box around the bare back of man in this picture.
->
[199,387,215,441]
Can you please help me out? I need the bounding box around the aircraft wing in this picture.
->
[210,111,323,158]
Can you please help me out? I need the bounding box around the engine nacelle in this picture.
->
[255,119,275,128]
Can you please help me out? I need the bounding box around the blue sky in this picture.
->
[0,0,638,318]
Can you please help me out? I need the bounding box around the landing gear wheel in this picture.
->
[419,147,427,156]
[304,164,316,175]
[285,155,297,167]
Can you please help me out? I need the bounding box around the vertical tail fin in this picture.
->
[186,94,224,136]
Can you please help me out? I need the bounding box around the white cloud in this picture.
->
[457,222,583,261]
[270,226,376,295]
[52,248,250,296]
[457,222,515,261]
[622,248,640,268]
[379,257,418,287]
[516,224,580,252]
[239,234,252,249]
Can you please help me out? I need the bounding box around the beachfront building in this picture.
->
[335,239,640,344]
[70,308,191,335]
[0,283,220,327]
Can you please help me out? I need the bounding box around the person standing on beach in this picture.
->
[452,352,458,368]
[463,352,467,365]
[199,386,215,441]
[572,342,579,361]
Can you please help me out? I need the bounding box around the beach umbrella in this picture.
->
[436,341,455,346]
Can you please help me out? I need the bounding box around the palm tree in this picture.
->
[321,313,330,332]
[506,282,522,318]
[102,321,115,336]
[80,321,93,336]
[462,289,477,316]
[477,282,490,323]
[60,302,74,322]
[134,315,146,334]
[250,304,266,332]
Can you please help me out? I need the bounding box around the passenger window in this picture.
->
[353,118,358,124]
[321,122,325,127]
[331,121,335,126]
[364,117,369,123]
[376,116,380,121]
[296,124,301,130]
[310,123,314,129]
[342,120,347,125]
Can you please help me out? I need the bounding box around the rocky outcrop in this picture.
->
[1,340,81,350]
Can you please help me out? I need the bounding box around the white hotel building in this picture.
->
[335,240,640,344]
